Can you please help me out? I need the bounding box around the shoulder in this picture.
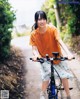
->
[47,24,60,39]
[30,29,37,37]
[31,30,36,35]
[47,24,57,31]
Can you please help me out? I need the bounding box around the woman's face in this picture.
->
[37,18,47,28]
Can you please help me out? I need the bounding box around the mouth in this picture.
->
[40,23,45,26]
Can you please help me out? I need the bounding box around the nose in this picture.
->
[41,19,44,22]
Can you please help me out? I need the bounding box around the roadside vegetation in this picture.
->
[0,0,27,98]
[0,47,27,99]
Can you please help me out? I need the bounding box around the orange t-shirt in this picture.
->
[29,25,62,64]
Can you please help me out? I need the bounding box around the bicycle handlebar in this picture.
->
[30,57,75,64]
[30,54,75,93]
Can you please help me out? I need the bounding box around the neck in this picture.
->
[39,25,47,34]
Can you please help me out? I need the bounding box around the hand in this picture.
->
[67,54,74,60]
[32,55,42,61]
[32,56,38,61]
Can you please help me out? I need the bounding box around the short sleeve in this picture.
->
[54,28,60,41]
[29,33,36,46]
[49,25,60,41]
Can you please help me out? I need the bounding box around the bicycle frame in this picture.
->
[47,57,59,99]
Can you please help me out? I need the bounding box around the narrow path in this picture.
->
[11,36,42,99]
[23,48,42,99]
[11,36,80,99]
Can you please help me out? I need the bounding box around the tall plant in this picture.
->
[0,0,16,61]
[67,2,80,36]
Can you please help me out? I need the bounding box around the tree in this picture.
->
[0,0,16,61]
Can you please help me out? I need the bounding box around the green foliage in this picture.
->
[69,3,80,36]
[60,0,80,36]
[41,0,57,26]
[42,0,80,37]
[0,0,16,61]
[67,16,76,35]
[48,8,56,26]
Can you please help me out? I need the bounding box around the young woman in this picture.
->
[29,11,74,99]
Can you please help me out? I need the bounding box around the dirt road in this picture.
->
[11,36,42,99]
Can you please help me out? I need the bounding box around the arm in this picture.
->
[58,39,74,59]
[53,27,73,59]
[32,46,41,60]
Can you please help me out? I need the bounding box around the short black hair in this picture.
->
[32,11,47,30]
[35,10,47,22]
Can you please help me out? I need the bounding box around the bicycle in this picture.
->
[30,52,75,99]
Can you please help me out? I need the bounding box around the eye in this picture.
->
[38,18,41,21]
[38,18,46,21]
[43,18,46,20]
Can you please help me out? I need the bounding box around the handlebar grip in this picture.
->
[30,57,40,60]
[30,58,33,60]
[64,57,68,60]
[65,57,75,60]
[30,57,44,63]
[72,57,75,59]
[37,57,40,60]
[60,57,75,61]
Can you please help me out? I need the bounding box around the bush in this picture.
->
[70,36,80,54]
[0,47,26,99]
[0,0,16,61]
